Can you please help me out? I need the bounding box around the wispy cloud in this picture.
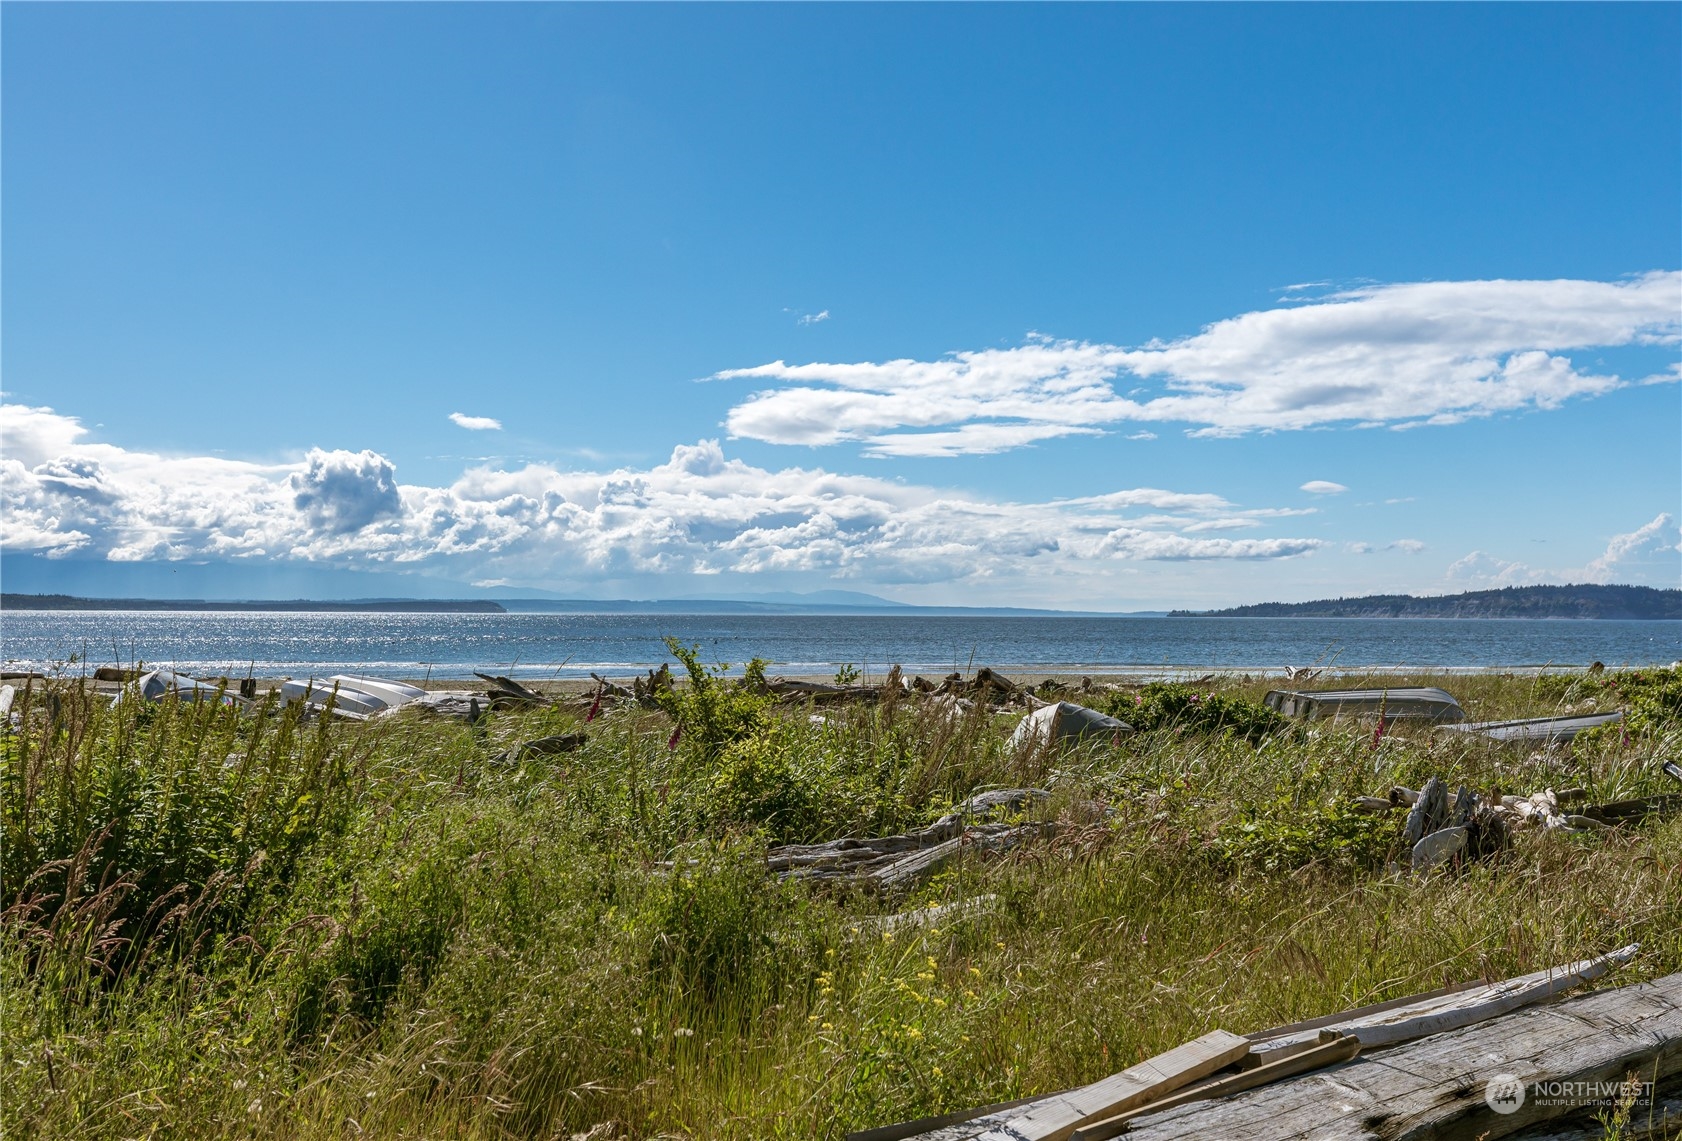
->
[1387,539,1426,554]
[449,412,503,431]
[2,404,1327,591]
[1300,480,1348,495]
[717,272,1680,456]
[797,309,831,326]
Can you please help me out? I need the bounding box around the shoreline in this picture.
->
[9,662,1671,697]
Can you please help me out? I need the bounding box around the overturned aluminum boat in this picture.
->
[1439,710,1623,743]
[1009,700,1133,748]
[136,669,243,706]
[1263,686,1465,723]
[280,674,423,716]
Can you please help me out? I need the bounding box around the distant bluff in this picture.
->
[1171,584,1681,620]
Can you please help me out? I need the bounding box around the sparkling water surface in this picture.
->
[3,610,1677,680]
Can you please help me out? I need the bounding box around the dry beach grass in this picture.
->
[3,661,1679,1139]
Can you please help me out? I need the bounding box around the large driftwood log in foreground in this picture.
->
[1247,943,1640,1058]
[859,945,1647,1141]
[1122,969,1682,1141]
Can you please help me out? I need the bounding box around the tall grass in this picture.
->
[2,667,1678,1138]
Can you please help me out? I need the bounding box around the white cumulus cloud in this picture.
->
[1444,515,1678,588]
[1584,513,1678,582]
[1,404,1328,595]
[716,272,1680,456]
[449,412,503,431]
[797,310,831,326]
[1300,480,1348,495]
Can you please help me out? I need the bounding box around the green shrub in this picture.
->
[656,639,773,763]
[1217,796,1402,873]
[1105,682,1290,744]
[709,734,823,843]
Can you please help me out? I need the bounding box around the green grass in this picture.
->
[3,666,1679,1139]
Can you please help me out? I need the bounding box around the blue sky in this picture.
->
[4,3,1678,608]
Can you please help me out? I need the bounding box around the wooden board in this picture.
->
[1122,971,1682,1141]
[969,1029,1251,1141]
[1070,1034,1363,1141]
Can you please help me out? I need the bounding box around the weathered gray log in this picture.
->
[589,673,635,698]
[856,895,1000,937]
[770,821,1055,892]
[1411,825,1468,871]
[474,672,550,708]
[1250,944,1640,1058]
[1123,970,1682,1141]
[960,788,1050,817]
[770,679,882,704]
[1404,777,1449,847]
[1581,794,1682,826]
[1451,785,1477,827]
[402,691,489,720]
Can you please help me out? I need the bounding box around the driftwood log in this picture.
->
[474,672,551,710]
[767,789,1052,892]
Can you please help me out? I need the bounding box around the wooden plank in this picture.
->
[1250,944,1640,1057]
[1069,1035,1362,1141]
[969,1029,1251,1141]
[1122,971,1682,1141]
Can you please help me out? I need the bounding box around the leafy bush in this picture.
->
[1217,796,1402,873]
[708,734,823,843]
[1547,667,1679,749]
[1608,667,1682,736]
[656,639,773,763]
[1105,683,1289,744]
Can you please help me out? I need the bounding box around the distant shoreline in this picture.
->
[0,593,1147,618]
[1,594,507,614]
[1171,584,1680,621]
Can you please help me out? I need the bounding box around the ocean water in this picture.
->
[2,610,1678,680]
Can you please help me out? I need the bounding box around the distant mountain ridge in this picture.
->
[2,592,1128,617]
[1171,584,1681,620]
[1,594,507,614]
